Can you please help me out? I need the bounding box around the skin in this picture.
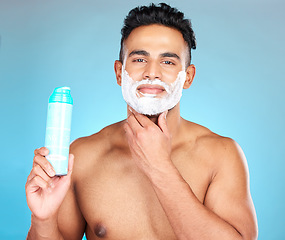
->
[26,24,258,239]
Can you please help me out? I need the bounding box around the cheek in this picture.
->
[125,70,142,82]
[125,59,145,73]
[162,72,180,85]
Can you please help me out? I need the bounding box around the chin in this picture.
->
[144,106,174,118]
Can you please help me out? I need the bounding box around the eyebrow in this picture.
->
[129,50,150,57]
[128,50,181,61]
[160,52,180,60]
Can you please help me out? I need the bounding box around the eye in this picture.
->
[163,60,175,65]
[133,58,146,63]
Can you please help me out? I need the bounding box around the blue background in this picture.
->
[0,0,284,239]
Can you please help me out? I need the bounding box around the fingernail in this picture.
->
[44,148,49,155]
[49,168,56,176]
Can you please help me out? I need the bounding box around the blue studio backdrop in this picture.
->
[0,0,284,239]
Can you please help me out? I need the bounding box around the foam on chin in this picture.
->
[121,66,186,116]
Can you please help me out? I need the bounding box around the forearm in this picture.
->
[27,214,64,240]
[149,165,242,240]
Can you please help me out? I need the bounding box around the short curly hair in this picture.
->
[119,3,196,66]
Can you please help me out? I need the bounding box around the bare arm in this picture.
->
[149,141,257,240]
[124,110,258,240]
[27,216,64,240]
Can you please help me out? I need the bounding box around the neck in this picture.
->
[127,103,182,142]
[146,115,159,125]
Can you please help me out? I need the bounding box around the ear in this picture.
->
[183,64,196,89]
[114,60,123,86]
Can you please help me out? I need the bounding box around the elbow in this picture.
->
[247,228,258,240]
[240,225,258,240]
[248,221,258,240]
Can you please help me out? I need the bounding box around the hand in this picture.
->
[25,147,74,221]
[123,108,172,177]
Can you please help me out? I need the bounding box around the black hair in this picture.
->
[119,3,196,66]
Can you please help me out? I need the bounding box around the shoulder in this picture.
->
[188,121,258,239]
[71,120,125,152]
[185,120,250,189]
[182,119,247,170]
[69,121,126,176]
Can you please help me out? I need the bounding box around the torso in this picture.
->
[72,118,223,239]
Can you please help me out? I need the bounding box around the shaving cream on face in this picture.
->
[121,65,186,116]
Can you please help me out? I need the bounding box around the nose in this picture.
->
[143,61,162,80]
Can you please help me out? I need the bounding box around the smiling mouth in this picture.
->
[137,84,165,96]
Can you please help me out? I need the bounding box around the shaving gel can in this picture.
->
[45,87,73,175]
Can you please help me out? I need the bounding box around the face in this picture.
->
[115,24,195,115]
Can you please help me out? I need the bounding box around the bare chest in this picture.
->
[75,148,212,239]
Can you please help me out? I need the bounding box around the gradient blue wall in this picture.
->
[0,0,284,239]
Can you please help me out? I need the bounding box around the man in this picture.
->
[26,3,258,240]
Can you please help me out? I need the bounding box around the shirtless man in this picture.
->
[26,3,258,240]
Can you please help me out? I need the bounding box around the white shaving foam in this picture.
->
[121,66,186,116]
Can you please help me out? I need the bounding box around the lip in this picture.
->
[137,84,165,95]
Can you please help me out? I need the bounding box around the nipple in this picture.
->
[95,224,107,238]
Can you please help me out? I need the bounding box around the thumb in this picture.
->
[50,154,74,193]
[67,154,74,176]
[158,110,169,136]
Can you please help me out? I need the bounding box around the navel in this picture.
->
[95,224,107,238]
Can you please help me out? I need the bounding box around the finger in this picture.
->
[26,175,50,193]
[124,121,135,138]
[29,164,52,183]
[124,122,145,158]
[158,110,170,136]
[33,154,55,177]
[50,154,75,189]
[128,107,151,127]
[124,122,141,149]
[34,147,49,156]
[127,114,144,132]
[67,154,74,175]
[55,153,74,184]
[27,168,36,182]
